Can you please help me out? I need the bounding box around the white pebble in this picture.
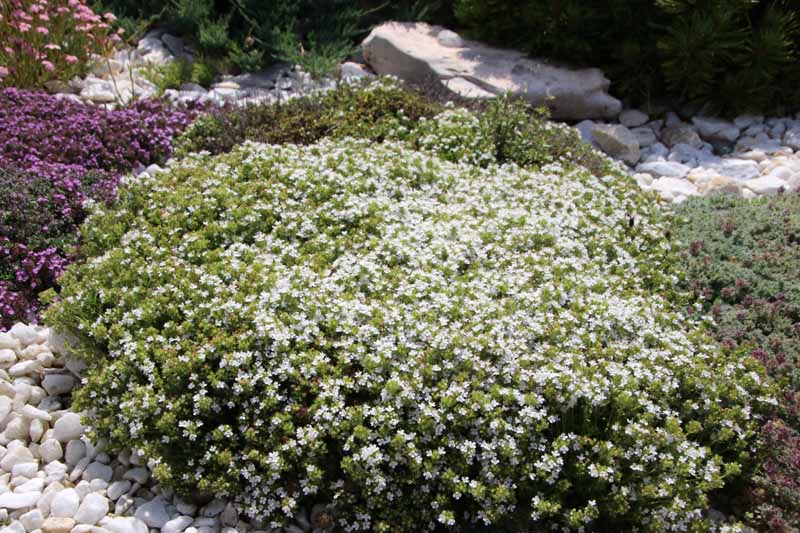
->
[73,493,109,525]
[52,413,84,442]
[134,497,170,528]
[20,509,44,532]
[0,491,41,510]
[39,440,63,463]
[161,516,193,533]
[50,488,80,518]
[99,517,149,533]
[11,462,39,479]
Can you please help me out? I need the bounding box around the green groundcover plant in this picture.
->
[47,134,773,531]
[674,192,800,530]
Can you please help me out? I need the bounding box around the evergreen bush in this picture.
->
[453,0,800,113]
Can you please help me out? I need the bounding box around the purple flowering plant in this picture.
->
[0,88,198,328]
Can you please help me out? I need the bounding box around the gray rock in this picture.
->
[691,116,740,143]
[161,34,183,57]
[618,109,648,128]
[83,462,113,482]
[135,498,170,528]
[361,22,621,120]
[630,127,657,148]
[783,129,800,150]
[661,124,703,148]
[590,124,640,165]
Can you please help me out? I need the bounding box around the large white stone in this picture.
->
[0,333,21,351]
[8,324,41,347]
[99,517,148,533]
[709,159,760,181]
[637,161,691,179]
[73,493,109,525]
[0,446,34,471]
[744,175,787,196]
[39,439,63,463]
[50,488,80,518]
[650,177,700,202]
[0,349,17,367]
[20,509,44,531]
[361,22,621,120]
[0,491,41,509]
[161,516,193,533]
[52,413,84,442]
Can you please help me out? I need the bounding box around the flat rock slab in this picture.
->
[362,22,621,120]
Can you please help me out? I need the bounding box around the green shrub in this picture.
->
[411,96,614,175]
[173,78,443,157]
[453,0,800,114]
[176,79,611,176]
[146,58,219,94]
[47,134,770,531]
[673,192,800,529]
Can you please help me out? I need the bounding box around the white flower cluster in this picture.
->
[48,136,770,531]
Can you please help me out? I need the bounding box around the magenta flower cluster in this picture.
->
[0,88,198,328]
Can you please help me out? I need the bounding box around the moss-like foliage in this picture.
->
[674,192,800,530]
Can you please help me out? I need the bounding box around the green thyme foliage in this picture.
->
[47,135,770,531]
[673,192,800,529]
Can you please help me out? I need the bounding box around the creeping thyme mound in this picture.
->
[48,138,770,531]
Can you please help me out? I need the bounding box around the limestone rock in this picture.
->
[590,124,640,165]
[361,22,621,120]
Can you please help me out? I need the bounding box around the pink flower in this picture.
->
[44,43,61,50]
[38,13,50,21]
[65,55,78,64]
[0,67,8,78]
[18,22,31,32]
[41,60,54,71]
[103,12,117,22]
[36,27,49,35]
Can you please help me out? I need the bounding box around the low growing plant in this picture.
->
[0,88,198,328]
[48,137,771,531]
[674,192,800,530]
